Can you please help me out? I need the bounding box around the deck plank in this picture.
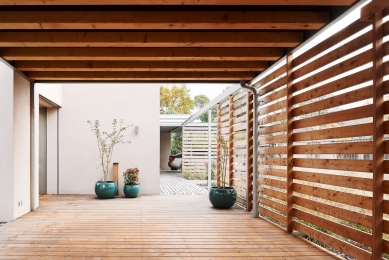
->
[0,194,337,259]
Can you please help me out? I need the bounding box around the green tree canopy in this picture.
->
[160,84,194,114]
[194,94,216,123]
[194,94,210,109]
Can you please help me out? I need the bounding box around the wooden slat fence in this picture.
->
[216,4,389,259]
[182,124,217,177]
[217,91,253,211]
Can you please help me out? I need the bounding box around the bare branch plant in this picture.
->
[87,119,132,182]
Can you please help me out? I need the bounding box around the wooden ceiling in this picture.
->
[0,0,358,82]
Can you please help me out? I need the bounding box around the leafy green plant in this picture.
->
[182,170,207,180]
[87,119,131,182]
[123,168,139,185]
[171,133,182,155]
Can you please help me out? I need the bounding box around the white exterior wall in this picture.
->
[160,133,171,170]
[13,72,31,219]
[34,84,62,198]
[37,84,63,107]
[0,63,15,221]
[46,108,58,194]
[56,83,160,195]
[0,62,31,222]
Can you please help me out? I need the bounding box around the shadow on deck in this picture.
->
[0,194,339,259]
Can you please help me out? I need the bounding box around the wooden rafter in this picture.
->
[26,71,255,81]
[0,0,357,5]
[15,60,268,72]
[0,31,303,48]
[0,11,329,30]
[0,47,283,61]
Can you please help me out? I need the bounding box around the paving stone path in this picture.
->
[160,171,208,195]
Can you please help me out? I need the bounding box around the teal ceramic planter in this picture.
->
[95,181,118,199]
[123,185,140,198]
[209,187,237,209]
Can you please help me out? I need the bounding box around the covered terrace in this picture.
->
[0,0,389,259]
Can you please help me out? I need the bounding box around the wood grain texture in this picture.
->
[0,31,303,48]
[15,60,268,72]
[0,0,357,5]
[26,71,255,81]
[0,47,283,61]
[0,11,329,30]
[0,195,338,259]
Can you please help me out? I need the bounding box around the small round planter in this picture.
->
[123,185,140,198]
[95,181,118,199]
[209,186,237,209]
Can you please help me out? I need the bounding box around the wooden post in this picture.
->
[371,10,384,260]
[246,92,254,212]
[286,53,294,233]
[113,162,119,196]
[229,95,234,188]
[217,104,221,187]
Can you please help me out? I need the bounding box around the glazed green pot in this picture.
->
[209,187,237,209]
[123,185,140,198]
[95,181,118,199]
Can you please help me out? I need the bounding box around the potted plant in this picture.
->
[209,132,237,209]
[123,168,140,198]
[87,119,131,199]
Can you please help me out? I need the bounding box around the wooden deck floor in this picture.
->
[0,195,338,259]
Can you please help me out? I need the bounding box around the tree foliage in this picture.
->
[194,94,210,109]
[160,84,194,114]
[171,133,182,155]
[194,94,217,123]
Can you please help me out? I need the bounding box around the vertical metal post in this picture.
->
[240,81,259,218]
[216,104,221,187]
[57,108,59,195]
[208,109,212,190]
[246,92,253,212]
[228,96,234,188]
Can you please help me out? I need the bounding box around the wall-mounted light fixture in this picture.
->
[135,126,139,135]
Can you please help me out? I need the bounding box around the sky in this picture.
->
[186,83,233,100]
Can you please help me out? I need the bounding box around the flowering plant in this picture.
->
[123,168,139,185]
[87,119,132,182]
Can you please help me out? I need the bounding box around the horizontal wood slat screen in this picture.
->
[182,124,217,176]
[215,7,389,260]
[216,91,253,210]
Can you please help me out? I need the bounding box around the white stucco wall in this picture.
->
[13,72,31,219]
[0,62,31,222]
[46,108,58,194]
[37,84,63,107]
[160,133,171,170]
[0,62,15,221]
[56,83,160,195]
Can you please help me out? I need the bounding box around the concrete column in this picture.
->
[0,62,15,222]
[32,83,39,210]
[0,61,32,221]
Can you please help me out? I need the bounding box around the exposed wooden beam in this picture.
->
[15,60,268,72]
[26,71,255,81]
[0,47,283,61]
[0,0,358,5]
[0,11,329,30]
[0,31,303,48]
[361,0,389,21]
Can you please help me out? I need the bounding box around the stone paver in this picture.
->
[160,171,208,195]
